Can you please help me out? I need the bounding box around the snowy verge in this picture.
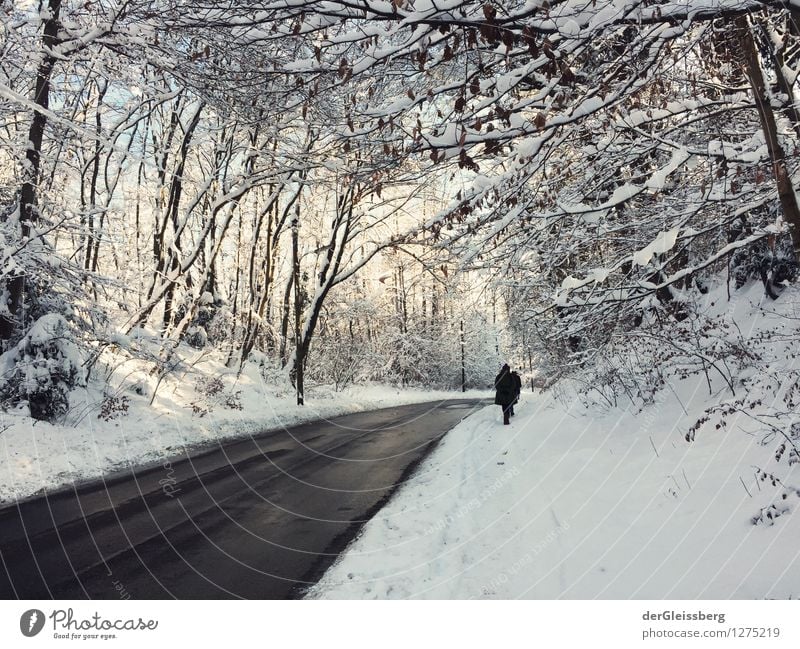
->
[0,349,487,504]
[308,285,800,599]
[307,393,800,599]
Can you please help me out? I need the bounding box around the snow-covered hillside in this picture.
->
[308,282,800,599]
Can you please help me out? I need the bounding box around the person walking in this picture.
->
[494,363,516,425]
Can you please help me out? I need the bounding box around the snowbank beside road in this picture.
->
[309,388,800,599]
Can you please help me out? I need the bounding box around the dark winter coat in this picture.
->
[511,371,522,404]
[494,366,516,407]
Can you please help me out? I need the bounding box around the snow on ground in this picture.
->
[309,285,800,599]
[0,348,486,504]
[308,392,800,599]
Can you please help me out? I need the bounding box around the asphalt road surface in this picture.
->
[0,398,485,599]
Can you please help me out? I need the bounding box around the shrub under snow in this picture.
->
[0,313,83,421]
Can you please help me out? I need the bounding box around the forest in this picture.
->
[1,0,800,437]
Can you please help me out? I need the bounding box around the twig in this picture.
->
[649,436,659,458]
[665,380,689,416]
[670,474,681,492]
[740,476,753,498]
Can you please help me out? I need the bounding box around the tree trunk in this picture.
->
[279,273,294,365]
[240,181,298,368]
[738,15,800,258]
[460,319,466,392]
[146,97,182,303]
[0,0,62,342]
[162,103,204,332]
[295,190,353,369]
[292,206,304,406]
[84,80,107,272]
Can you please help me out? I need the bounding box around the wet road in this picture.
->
[0,399,485,599]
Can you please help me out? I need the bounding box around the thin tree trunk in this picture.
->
[146,96,183,303]
[279,273,294,365]
[1,0,62,342]
[84,80,107,271]
[738,15,800,258]
[162,103,204,331]
[227,207,242,365]
[460,319,466,392]
[292,204,304,406]
[240,180,298,368]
